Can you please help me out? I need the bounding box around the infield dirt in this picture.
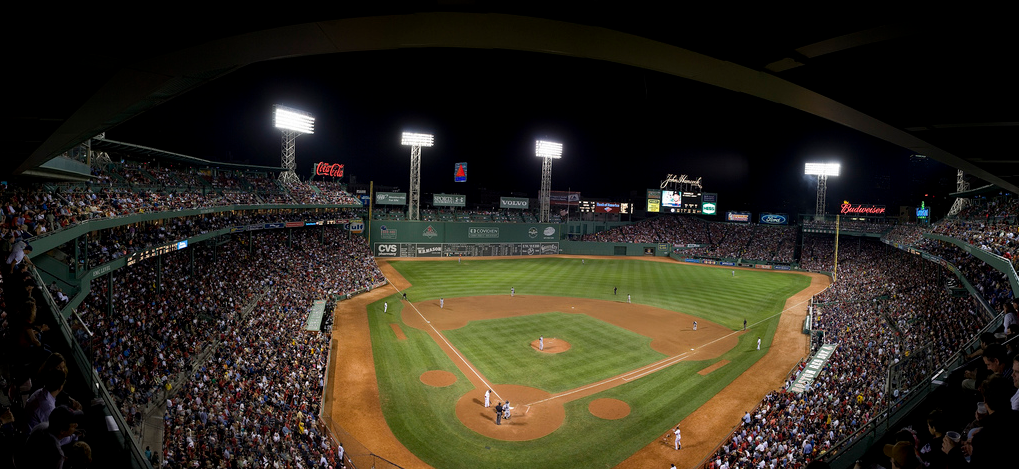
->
[325,256,828,468]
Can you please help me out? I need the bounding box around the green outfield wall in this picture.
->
[370,221,566,257]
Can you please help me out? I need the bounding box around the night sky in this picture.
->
[110,47,958,216]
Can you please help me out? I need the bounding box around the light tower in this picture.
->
[535,140,563,223]
[402,132,434,221]
[804,162,840,219]
[273,105,315,184]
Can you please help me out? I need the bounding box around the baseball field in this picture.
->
[326,256,828,468]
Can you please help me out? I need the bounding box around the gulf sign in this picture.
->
[759,213,789,225]
[595,202,621,213]
[347,220,365,234]
[315,162,344,177]
[726,211,751,223]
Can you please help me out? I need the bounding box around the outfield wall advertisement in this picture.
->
[375,242,559,257]
[376,192,407,205]
[370,221,563,246]
[500,197,529,209]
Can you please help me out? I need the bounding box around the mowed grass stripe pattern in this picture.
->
[443,312,666,393]
[368,258,811,468]
[392,258,806,330]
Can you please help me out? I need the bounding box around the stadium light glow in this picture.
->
[402,132,434,147]
[535,140,563,159]
[273,106,315,134]
[804,162,840,177]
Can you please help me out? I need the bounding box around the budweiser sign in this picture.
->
[840,201,886,215]
[315,162,344,178]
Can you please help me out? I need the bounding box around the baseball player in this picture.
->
[511,287,514,297]
[673,426,682,450]
[402,292,407,301]
[484,389,491,408]
[613,286,617,295]
[743,318,747,331]
[503,401,513,420]
[692,321,697,331]
[440,297,444,309]
[732,270,735,277]
[383,302,388,313]
[627,294,631,304]
[539,335,544,351]
[757,337,761,350]
[582,259,585,265]
[495,402,503,425]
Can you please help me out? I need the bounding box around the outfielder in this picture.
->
[383,302,388,313]
[627,294,631,304]
[757,337,761,350]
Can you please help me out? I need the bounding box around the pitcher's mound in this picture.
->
[420,370,457,387]
[531,338,571,353]
[589,398,630,420]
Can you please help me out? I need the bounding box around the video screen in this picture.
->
[661,190,682,207]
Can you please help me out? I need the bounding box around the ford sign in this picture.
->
[760,213,788,225]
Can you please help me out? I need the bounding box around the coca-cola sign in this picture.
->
[315,162,344,177]
[840,201,886,215]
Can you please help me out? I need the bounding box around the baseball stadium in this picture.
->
[4,9,1017,469]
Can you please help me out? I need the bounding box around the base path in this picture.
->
[325,257,828,469]
[614,271,829,468]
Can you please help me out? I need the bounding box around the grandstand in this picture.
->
[5,10,1018,469]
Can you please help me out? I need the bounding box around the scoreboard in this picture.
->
[648,189,704,214]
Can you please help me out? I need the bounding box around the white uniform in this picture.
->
[511,287,514,297]
[484,390,491,408]
[674,427,682,450]
[384,302,388,313]
[693,321,697,331]
[757,337,762,350]
[627,294,631,303]
[440,298,444,308]
[539,336,544,351]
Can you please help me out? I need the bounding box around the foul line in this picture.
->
[383,279,507,403]
[524,296,813,407]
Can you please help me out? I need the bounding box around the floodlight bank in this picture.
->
[804,162,840,176]
[536,140,563,158]
[273,108,315,134]
[402,132,435,147]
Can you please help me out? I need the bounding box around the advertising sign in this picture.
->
[759,213,789,225]
[594,202,621,213]
[840,200,886,215]
[348,220,365,234]
[376,192,407,205]
[454,162,467,182]
[314,162,344,178]
[433,193,466,207]
[500,197,529,209]
[916,201,930,219]
[647,199,660,213]
[701,202,717,215]
[726,211,751,223]
[468,227,500,239]
[550,191,581,205]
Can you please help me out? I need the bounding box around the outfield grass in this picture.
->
[368,258,810,468]
[444,312,667,393]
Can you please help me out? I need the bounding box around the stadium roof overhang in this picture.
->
[91,138,286,173]
[8,9,1018,193]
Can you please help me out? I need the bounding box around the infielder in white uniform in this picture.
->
[693,321,697,331]
[511,287,514,297]
[484,389,491,408]
[673,426,682,450]
[440,297,444,309]
[539,336,544,351]
[627,294,631,303]
[384,302,388,313]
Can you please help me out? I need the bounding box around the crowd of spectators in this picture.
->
[582,216,798,263]
[0,163,362,249]
[160,228,383,468]
[707,239,986,468]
